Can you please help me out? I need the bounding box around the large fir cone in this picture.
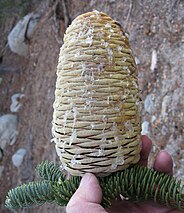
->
[52,11,142,176]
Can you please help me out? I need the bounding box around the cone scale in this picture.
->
[52,11,141,176]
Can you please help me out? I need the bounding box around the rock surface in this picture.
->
[144,94,154,114]
[12,148,27,167]
[10,93,25,113]
[141,121,150,135]
[0,114,18,150]
[8,12,40,57]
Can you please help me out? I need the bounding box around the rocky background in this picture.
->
[0,0,183,212]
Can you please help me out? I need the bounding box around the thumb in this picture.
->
[66,173,107,213]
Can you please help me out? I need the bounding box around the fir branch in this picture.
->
[36,160,65,182]
[100,166,184,209]
[53,176,81,206]
[5,180,55,210]
[5,161,184,211]
[52,165,184,209]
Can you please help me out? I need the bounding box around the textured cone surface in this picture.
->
[52,11,141,176]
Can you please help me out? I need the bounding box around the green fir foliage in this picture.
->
[5,161,184,211]
[36,161,65,182]
[5,180,54,210]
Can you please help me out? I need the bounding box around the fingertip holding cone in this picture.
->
[52,10,142,176]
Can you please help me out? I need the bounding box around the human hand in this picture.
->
[66,136,182,213]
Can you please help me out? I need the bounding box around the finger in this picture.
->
[66,173,106,213]
[139,135,152,166]
[153,151,173,176]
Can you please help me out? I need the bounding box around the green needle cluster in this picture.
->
[5,161,184,211]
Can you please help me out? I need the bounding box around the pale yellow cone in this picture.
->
[52,10,141,176]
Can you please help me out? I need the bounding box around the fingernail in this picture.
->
[80,173,93,187]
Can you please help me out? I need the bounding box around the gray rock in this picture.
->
[135,57,140,65]
[161,95,171,122]
[141,121,150,135]
[26,13,40,39]
[151,115,156,123]
[150,49,157,72]
[8,13,40,57]
[10,93,25,113]
[144,94,154,114]
[12,148,27,167]
[0,114,18,150]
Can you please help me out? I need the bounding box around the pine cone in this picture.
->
[52,11,141,176]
